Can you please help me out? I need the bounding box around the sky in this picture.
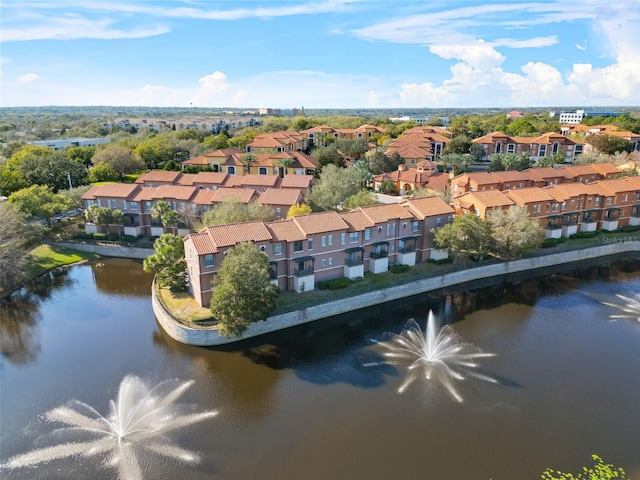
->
[1,0,639,109]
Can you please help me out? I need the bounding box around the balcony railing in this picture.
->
[294,266,314,277]
[370,250,388,259]
[398,245,415,254]
[345,257,363,267]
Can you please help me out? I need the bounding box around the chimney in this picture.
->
[398,164,405,172]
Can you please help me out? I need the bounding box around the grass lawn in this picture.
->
[26,244,100,279]
[158,288,215,323]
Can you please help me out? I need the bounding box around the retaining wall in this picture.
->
[53,242,152,260]
[153,241,640,347]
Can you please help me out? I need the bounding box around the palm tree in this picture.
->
[240,154,257,175]
[151,200,178,234]
[274,158,294,178]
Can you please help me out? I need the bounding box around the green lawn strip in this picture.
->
[26,244,100,279]
[157,287,216,324]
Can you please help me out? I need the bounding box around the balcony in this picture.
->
[370,250,388,259]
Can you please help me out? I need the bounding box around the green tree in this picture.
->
[343,190,377,210]
[59,185,92,210]
[378,179,398,194]
[202,133,229,150]
[469,143,486,162]
[9,145,88,191]
[507,117,537,136]
[488,152,531,172]
[85,204,123,233]
[314,146,345,168]
[134,134,176,169]
[487,205,545,259]
[432,213,493,261]
[368,150,403,175]
[198,197,275,228]
[209,242,278,337]
[65,146,96,168]
[443,135,472,155]
[352,158,373,189]
[93,144,145,182]
[541,454,626,480]
[151,200,179,234]
[8,185,71,227]
[305,164,361,211]
[273,157,293,178]
[334,138,369,159]
[0,162,27,196]
[227,127,258,150]
[587,134,634,155]
[0,202,29,297]
[286,203,312,218]
[143,234,188,292]
[88,161,119,183]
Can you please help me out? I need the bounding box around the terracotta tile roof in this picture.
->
[472,132,516,143]
[257,188,303,206]
[266,218,306,242]
[551,183,600,196]
[211,187,257,204]
[402,196,454,218]
[201,220,273,248]
[623,175,640,187]
[593,178,640,194]
[489,170,528,183]
[130,187,156,202]
[223,176,243,187]
[340,210,376,231]
[150,185,198,201]
[135,170,182,184]
[457,172,499,185]
[181,154,209,166]
[358,203,415,223]
[203,148,244,159]
[541,185,573,202]
[81,185,102,200]
[280,174,314,189]
[504,187,555,204]
[459,191,515,208]
[588,163,621,175]
[177,174,196,185]
[186,232,218,255]
[191,171,230,186]
[192,189,217,205]
[557,165,598,178]
[87,183,140,199]
[292,211,349,234]
[521,167,565,181]
[240,174,281,188]
[386,144,432,159]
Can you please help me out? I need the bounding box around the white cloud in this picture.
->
[1,14,169,42]
[430,43,505,70]
[17,72,40,83]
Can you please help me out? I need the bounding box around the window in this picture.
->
[561,201,567,210]
[539,145,547,157]
[328,235,333,246]
[204,254,215,267]
[341,233,346,245]
[179,202,185,209]
[275,207,282,218]
[293,241,303,252]
[436,217,442,227]
[321,259,326,267]
[321,236,326,247]
[507,144,515,153]
[412,221,419,232]
[349,232,359,243]
[259,167,267,175]
[364,228,371,240]
[273,243,283,255]
[328,257,333,266]
[87,200,95,207]
[595,197,600,206]
[308,238,313,250]
[227,166,236,174]
[606,197,612,205]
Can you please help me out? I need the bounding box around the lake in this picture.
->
[1,257,639,479]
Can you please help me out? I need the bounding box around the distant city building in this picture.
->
[558,109,630,124]
[506,110,524,119]
[27,137,111,150]
[388,115,450,126]
[259,108,281,116]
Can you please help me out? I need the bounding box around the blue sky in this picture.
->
[1,0,639,109]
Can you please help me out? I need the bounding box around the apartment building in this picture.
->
[183,197,454,306]
[472,132,585,163]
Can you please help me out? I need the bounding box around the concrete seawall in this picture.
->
[53,241,152,260]
[152,241,640,347]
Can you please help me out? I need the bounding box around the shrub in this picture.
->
[121,235,137,242]
[390,264,410,274]
[93,233,108,240]
[427,257,453,265]
[317,277,351,290]
[73,232,94,240]
[107,232,120,241]
[542,238,559,248]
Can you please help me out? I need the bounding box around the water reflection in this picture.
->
[1,269,72,365]
[92,258,153,297]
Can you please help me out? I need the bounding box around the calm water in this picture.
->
[1,258,639,479]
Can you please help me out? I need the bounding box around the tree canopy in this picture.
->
[305,164,361,211]
[198,196,275,228]
[9,185,72,226]
[143,234,188,292]
[368,150,404,175]
[587,134,635,155]
[93,144,145,181]
[0,202,29,297]
[209,241,279,337]
[487,152,531,172]
[286,203,312,218]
